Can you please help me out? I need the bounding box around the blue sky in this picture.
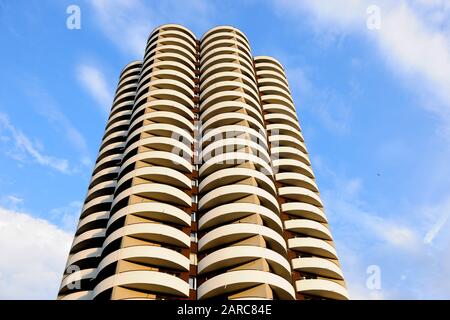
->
[1,0,450,299]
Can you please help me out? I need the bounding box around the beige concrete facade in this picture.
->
[58,24,348,300]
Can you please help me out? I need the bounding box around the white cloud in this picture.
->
[0,195,24,211]
[286,67,352,134]
[0,113,72,174]
[24,83,92,167]
[88,0,214,57]
[273,0,450,136]
[76,64,113,114]
[0,206,72,299]
[89,0,155,57]
[315,156,450,299]
[49,201,82,233]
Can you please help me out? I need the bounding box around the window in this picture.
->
[189,253,197,265]
[191,180,198,187]
[189,277,197,290]
[190,232,198,243]
[191,212,196,222]
[191,195,198,204]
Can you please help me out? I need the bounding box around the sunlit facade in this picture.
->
[58,24,348,300]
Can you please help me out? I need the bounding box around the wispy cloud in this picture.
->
[0,113,72,174]
[314,155,450,299]
[89,0,155,57]
[286,67,352,135]
[273,0,450,137]
[423,196,450,244]
[88,0,214,57]
[0,194,24,211]
[76,63,113,114]
[0,205,72,299]
[49,201,82,233]
[24,83,92,167]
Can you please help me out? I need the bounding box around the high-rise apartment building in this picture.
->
[58,24,348,300]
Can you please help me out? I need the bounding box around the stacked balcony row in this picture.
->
[58,61,143,300]
[255,56,348,300]
[196,26,295,300]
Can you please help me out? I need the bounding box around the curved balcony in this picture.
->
[201,39,252,63]
[136,78,194,102]
[275,172,318,192]
[288,237,338,259]
[255,69,289,87]
[134,88,194,110]
[148,36,196,56]
[199,184,279,214]
[263,104,298,122]
[201,111,265,135]
[108,202,190,228]
[142,55,195,79]
[202,25,249,43]
[93,270,189,299]
[138,69,194,92]
[295,279,349,300]
[197,270,295,300]
[259,86,293,104]
[284,219,332,241]
[112,183,191,208]
[271,146,311,166]
[200,69,258,95]
[254,59,286,76]
[103,222,190,249]
[198,202,282,233]
[117,166,191,190]
[120,150,192,174]
[59,290,91,300]
[147,29,196,52]
[77,211,109,232]
[199,167,276,195]
[198,246,292,281]
[201,125,268,151]
[265,112,300,130]
[266,123,304,140]
[257,77,291,95]
[272,158,314,178]
[200,137,271,166]
[200,62,255,86]
[127,124,193,146]
[66,246,101,268]
[292,257,344,280]
[131,99,194,122]
[281,202,327,223]
[198,223,287,255]
[60,268,96,292]
[129,109,194,132]
[200,78,259,103]
[200,54,254,78]
[71,228,106,253]
[96,246,190,276]
[201,29,250,51]
[199,152,273,178]
[278,186,323,207]
[254,56,285,72]
[200,89,260,114]
[199,100,263,125]
[269,135,306,154]
[148,24,196,44]
[124,136,192,160]
[201,46,253,70]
